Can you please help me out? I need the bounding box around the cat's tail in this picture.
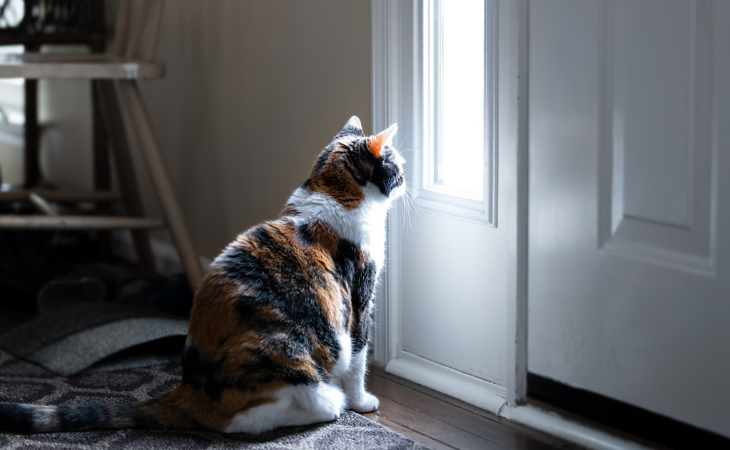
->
[0,393,198,433]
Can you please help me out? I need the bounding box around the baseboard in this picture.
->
[385,352,507,414]
[112,231,212,275]
[528,372,730,449]
[500,404,654,450]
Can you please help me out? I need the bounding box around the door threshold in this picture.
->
[501,401,665,450]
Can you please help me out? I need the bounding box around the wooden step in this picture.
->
[0,215,164,230]
[0,53,165,80]
[0,190,122,203]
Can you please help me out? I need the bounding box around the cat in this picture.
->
[0,116,405,434]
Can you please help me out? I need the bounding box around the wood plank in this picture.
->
[0,54,164,79]
[132,0,165,61]
[92,78,113,260]
[95,80,156,274]
[119,80,204,290]
[126,0,153,59]
[368,415,457,450]
[0,190,122,202]
[0,216,164,230]
[370,367,567,448]
[376,396,505,450]
[28,193,57,216]
[372,367,501,419]
[23,72,39,187]
[367,372,562,449]
[113,0,132,56]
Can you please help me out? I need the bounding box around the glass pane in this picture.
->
[433,0,485,199]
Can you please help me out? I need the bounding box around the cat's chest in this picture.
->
[356,230,385,272]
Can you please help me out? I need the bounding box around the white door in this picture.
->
[528,0,730,438]
[374,0,521,412]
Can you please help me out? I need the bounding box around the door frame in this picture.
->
[371,0,529,410]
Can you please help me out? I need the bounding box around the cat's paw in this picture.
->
[348,391,380,413]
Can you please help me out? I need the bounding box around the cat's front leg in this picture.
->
[340,346,379,412]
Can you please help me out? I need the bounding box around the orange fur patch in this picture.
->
[367,135,386,158]
[307,149,365,210]
[279,204,299,218]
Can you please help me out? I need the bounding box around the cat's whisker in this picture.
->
[395,147,417,155]
[399,186,417,232]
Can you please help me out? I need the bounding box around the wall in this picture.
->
[40,0,372,259]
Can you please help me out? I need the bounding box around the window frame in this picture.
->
[419,0,499,226]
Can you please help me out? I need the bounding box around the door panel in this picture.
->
[401,210,507,383]
[602,0,715,272]
[529,0,730,438]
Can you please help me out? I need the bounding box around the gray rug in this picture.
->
[0,349,427,449]
[0,303,188,376]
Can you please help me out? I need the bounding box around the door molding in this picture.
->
[371,0,528,412]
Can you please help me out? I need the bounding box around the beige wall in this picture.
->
[41,0,372,259]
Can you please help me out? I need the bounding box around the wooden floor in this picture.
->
[361,367,579,450]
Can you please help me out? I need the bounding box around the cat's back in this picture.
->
[184,216,348,385]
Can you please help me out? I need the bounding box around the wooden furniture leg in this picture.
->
[94,80,156,275]
[92,80,113,258]
[117,79,203,290]
[23,45,40,188]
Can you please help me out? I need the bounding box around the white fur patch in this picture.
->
[339,348,379,413]
[225,383,345,434]
[288,181,400,271]
[332,333,353,378]
[32,406,58,432]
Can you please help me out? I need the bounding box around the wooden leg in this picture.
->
[94,80,157,275]
[92,81,113,259]
[23,75,40,187]
[117,80,203,290]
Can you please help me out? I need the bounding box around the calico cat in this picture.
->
[0,116,405,434]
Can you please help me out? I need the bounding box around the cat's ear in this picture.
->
[346,116,363,130]
[336,116,366,139]
[368,123,398,158]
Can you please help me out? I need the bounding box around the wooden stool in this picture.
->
[0,0,204,291]
[0,0,107,190]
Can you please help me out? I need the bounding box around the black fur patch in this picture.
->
[333,239,360,290]
[181,345,228,401]
[114,403,158,429]
[235,299,313,360]
[332,240,376,352]
[341,146,375,187]
[335,124,366,140]
[314,147,335,174]
[371,155,403,197]
[218,230,339,363]
[0,403,34,433]
[352,261,377,353]
[239,349,321,386]
[295,223,316,246]
[57,403,111,431]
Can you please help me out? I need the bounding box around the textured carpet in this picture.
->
[0,349,427,449]
[0,303,188,376]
